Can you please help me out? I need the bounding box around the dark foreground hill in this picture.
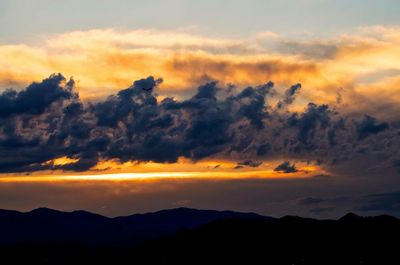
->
[0,208,399,264]
[0,207,267,245]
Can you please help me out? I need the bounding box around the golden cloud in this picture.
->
[1,27,400,117]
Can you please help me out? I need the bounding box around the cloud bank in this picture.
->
[0,74,398,178]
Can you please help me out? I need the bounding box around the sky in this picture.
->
[2,0,400,42]
[1,0,400,218]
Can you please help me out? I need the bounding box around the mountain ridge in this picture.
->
[0,207,400,264]
[0,207,271,246]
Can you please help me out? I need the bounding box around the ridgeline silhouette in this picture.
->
[0,208,398,264]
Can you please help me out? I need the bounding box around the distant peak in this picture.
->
[29,207,62,214]
[149,208,209,215]
[339,212,363,221]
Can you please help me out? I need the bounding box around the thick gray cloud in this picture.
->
[274,161,298,173]
[0,73,75,117]
[0,73,398,176]
[356,115,389,140]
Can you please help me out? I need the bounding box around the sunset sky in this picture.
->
[1,0,400,218]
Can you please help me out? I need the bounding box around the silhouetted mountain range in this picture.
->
[0,207,269,245]
[136,212,400,264]
[0,208,399,264]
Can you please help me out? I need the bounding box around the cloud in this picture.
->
[356,115,389,140]
[2,26,400,121]
[299,197,327,205]
[274,161,298,173]
[0,29,322,101]
[132,76,163,92]
[0,73,75,117]
[310,207,335,214]
[0,73,398,177]
[237,160,263,168]
[277,83,301,109]
[1,27,400,219]
[358,192,400,213]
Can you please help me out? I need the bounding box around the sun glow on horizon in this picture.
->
[0,160,324,183]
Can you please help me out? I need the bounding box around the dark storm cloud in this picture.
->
[237,160,263,168]
[0,73,398,174]
[274,161,298,173]
[288,103,331,149]
[0,73,75,117]
[132,76,163,91]
[356,115,389,140]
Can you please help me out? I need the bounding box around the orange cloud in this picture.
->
[1,27,400,116]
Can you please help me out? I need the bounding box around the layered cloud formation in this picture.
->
[1,27,400,217]
[2,26,400,122]
[0,73,397,177]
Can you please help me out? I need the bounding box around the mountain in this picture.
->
[134,213,400,264]
[0,209,400,264]
[0,207,270,245]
